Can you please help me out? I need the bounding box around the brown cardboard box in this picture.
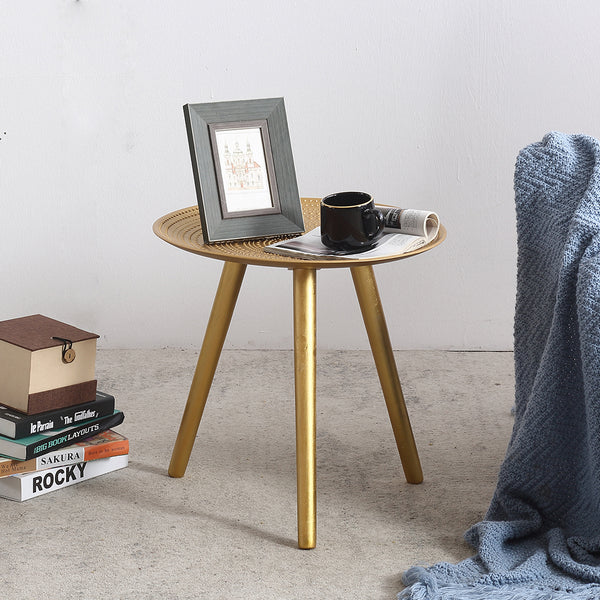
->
[0,315,99,414]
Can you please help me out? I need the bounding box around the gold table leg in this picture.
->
[168,261,247,478]
[350,265,423,484]
[293,268,317,549]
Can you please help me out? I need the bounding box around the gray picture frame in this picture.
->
[183,98,305,243]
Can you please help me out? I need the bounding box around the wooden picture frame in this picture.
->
[183,98,305,243]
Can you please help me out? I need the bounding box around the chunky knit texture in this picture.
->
[400,132,600,599]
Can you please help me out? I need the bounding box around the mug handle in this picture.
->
[362,208,385,240]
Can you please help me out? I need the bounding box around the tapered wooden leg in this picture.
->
[350,265,423,484]
[293,268,317,549]
[168,261,247,478]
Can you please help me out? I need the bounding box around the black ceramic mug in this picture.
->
[320,191,385,252]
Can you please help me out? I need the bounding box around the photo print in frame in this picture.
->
[183,97,305,243]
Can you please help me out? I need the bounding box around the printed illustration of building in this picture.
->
[222,140,264,191]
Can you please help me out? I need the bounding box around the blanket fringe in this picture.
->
[399,567,600,600]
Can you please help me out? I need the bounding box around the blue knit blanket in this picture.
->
[400,132,600,600]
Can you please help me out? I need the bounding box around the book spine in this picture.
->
[9,392,115,439]
[26,411,125,460]
[0,457,39,477]
[0,448,84,477]
[6,454,129,501]
[81,437,129,462]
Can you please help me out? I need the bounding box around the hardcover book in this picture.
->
[0,390,115,439]
[0,454,129,501]
[0,314,99,414]
[0,429,128,477]
[0,410,124,461]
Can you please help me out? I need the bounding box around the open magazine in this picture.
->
[265,206,440,260]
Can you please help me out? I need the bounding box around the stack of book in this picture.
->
[0,315,128,501]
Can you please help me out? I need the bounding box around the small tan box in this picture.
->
[0,314,99,415]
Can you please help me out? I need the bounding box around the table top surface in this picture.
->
[153,198,446,269]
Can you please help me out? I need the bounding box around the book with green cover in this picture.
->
[0,410,124,461]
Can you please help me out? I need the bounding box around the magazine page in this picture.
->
[378,206,440,239]
[265,227,428,261]
[265,205,440,261]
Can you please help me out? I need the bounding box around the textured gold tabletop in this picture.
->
[152,197,446,269]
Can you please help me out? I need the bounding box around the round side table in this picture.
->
[153,198,446,549]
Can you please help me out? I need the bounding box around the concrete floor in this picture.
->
[0,349,515,600]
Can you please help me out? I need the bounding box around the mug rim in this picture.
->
[321,191,373,209]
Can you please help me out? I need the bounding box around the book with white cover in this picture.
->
[0,454,129,501]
